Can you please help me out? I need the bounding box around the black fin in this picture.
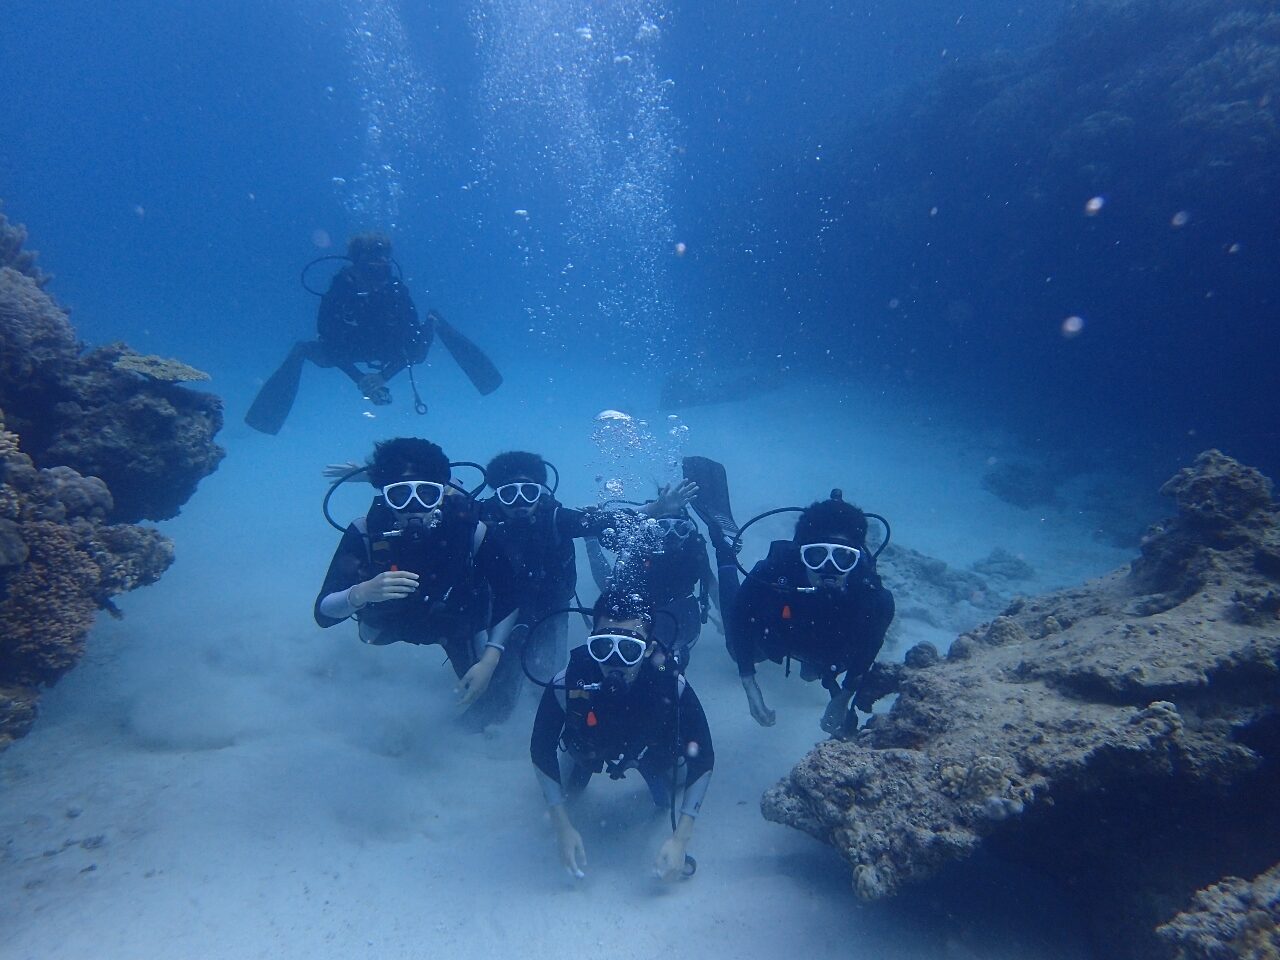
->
[682,456,739,545]
[245,348,305,435]
[584,537,612,593]
[432,313,503,395]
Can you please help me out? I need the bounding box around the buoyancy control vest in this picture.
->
[560,647,680,777]
[318,271,425,365]
[632,532,708,607]
[479,498,577,607]
[749,540,884,672]
[355,494,490,647]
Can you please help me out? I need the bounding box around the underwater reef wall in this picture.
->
[763,450,1280,959]
[779,0,1280,474]
[0,209,223,523]
[0,211,222,747]
[841,0,1280,320]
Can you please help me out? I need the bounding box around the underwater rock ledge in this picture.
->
[0,413,174,748]
[0,212,224,524]
[0,212,222,747]
[762,449,1280,959]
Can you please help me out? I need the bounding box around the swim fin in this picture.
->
[683,456,743,629]
[245,346,305,435]
[431,312,503,396]
[585,537,613,593]
[682,456,740,549]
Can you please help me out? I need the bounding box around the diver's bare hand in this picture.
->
[352,571,418,605]
[558,825,587,879]
[742,675,777,727]
[821,690,855,737]
[654,836,689,882]
[549,804,586,879]
[457,647,500,707]
[652,479,700,515]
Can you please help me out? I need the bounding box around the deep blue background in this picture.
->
[7,0,1270,485]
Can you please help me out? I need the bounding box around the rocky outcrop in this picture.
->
[0,256,223,523]
[877,543,1015,636]
[0,211,220,746]
[768,1,1280,480]
[763,450,1280,958]
[0,415,173,747]
[0,204,50,287]
[1158,863,1280,960]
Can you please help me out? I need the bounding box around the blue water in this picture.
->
[1,2,1275,957]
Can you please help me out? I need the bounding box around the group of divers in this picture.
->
[247,233,897,881]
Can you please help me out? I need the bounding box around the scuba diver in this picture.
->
[246,232,503,435]
[588,499,716,669]
[470,451,698,728]
[530,592,713,882]
[313,437,518,709]
[728,493,895,738]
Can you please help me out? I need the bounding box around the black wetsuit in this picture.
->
[314,494,517,677]
[470,501,640,725]
[531,647,714,817]
[728,541,895,691]
[604,531,713,668]
[310,269,429,383]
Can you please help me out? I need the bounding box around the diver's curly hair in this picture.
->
[794,497,868,546]
[592,591,653,631]
[366,438,449,488]
[486,450,547,488]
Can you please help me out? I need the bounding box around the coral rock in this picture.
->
[762,451,1280,958]
[0,267,224,522]
[1158,862,1280,960]
[0,415,173,742]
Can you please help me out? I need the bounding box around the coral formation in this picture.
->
[0,204,50,287]
[1159,863,1280,960]
[763,450,1280,959]
[0,266,224,523]
[970,547,1036,582]
[112,350,211,383]
[877,543,1008,634]
[0,414,173,747]
[0,210,219,747]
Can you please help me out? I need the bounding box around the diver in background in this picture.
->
[246,232,502,434]
[531,593,713,882]
[592,500,715,670]
[728,494,895,737]
[313,437,518,709]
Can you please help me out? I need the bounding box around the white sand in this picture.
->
[0,359,1126,959]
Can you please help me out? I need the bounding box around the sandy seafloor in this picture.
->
[0,354,1132,959]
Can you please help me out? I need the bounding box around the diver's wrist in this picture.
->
[348,584,367,609]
